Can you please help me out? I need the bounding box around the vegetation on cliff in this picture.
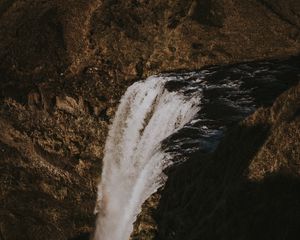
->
[0,0,299,239]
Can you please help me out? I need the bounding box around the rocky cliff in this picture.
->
[131,57,300,240]
[154,70,300,240]
[0,0,299,239]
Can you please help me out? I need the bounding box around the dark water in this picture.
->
[161,57,299,166]
[70,56,300,240]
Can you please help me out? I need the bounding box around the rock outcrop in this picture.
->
[0,0,299,239]
[153,81,300,240]
[130,56,300,240]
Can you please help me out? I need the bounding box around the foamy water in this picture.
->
[94,76,200,240]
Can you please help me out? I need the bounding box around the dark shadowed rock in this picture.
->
[0,0,300,239]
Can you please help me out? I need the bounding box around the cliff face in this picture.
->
[130,57,300,240]
[0,0,300,239]
[154,81,300,240]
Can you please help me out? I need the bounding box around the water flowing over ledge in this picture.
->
[93,59,300,240]
[94,76,201,240]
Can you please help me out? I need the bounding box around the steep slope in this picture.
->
[129,57,300,240]
[154,76,300,240]
[0,0,299,239]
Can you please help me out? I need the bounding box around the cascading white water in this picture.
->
[94,76,200,240]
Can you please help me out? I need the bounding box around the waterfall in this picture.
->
[94,75,201,240]
[92,60,292,240]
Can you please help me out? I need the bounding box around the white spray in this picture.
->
[94,76,200,240]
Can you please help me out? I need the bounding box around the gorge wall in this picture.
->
[154,82,300,240]
[0,0,300,239]
[131,58,300,240]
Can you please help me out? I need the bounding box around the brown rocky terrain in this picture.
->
[152,77,300,239]
[130,57,300,240]
[151,81,300,240]
[0,0,299,239]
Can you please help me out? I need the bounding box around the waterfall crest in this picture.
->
[94,76,201,240]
